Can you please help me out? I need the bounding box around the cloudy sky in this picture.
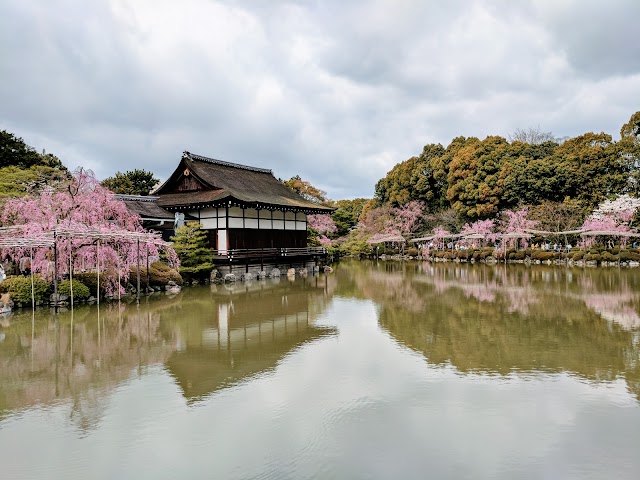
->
[1,0,639,199]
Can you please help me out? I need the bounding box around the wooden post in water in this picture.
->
[146,243,150,295]
[96,240,100,308]
[136,238,141,304]
[53,231,58,313]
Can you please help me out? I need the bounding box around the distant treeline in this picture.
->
[374,111,640,219]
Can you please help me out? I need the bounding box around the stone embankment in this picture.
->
[374,247,640,268]
[211,265,332,284]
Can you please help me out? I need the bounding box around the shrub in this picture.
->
[572,251,584,261]
[532,251,554,261]
[601,252,618,262]
[0,276,51,304]
[337,235,371,257]
[130,262,183,287]
[58,279,91,300]
[509,251,526,260]
[74,272,107,296]
[479,248,495,259]
[406,247,419,257]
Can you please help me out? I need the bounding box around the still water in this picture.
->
[0,261,639,479]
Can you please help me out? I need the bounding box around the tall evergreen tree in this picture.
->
[170,223,215,282]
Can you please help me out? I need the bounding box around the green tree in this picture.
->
[330,198,369,236]
[283,175,329,204]
[446,136,511,219]
[101,169,159,196]
[0,130,68,205]
[620,111,640,140]
[374,143,448,208]
[0,165,69,202]
[0,130,65,169]
[620,111,640,196]
[528,199,589,243]
[170,223,215,282]
[556,132,626,207]
[500,141,569,208]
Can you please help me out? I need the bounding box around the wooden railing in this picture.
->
[212,247,327,260]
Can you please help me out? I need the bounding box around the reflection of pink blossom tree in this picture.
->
[1,168,177,294]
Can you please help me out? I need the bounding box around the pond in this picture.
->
[0,260,639,479]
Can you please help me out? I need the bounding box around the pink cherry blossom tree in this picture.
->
[461,219,497,244]
[358,201,425,242]
[501,208,538,248]
[307,214,337,236]
[433,226,450,250]
[1,168,177,294]
[307,214,337,246]
[393,201,425,235]
[581,212,634,248]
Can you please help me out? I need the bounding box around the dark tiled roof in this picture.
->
[156,189,228,208]
[155,151,334,213]
[116,195,175,220]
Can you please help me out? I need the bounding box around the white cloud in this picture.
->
[1,0,639,199]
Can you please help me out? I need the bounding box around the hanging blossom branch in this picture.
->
[392,201,424,235]
[590,194,640,223]
[501,208,538,248]
[580,212,636,248]
[0,168,178,295]
[307,214,337,246]
[433,226,450,249]
[461,219,497,243]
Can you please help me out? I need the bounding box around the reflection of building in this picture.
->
[165,279,335,402]
[0,275,337,417]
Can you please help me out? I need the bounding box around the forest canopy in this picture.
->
[374,111,640,220]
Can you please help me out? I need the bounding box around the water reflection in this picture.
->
[166,278,336,402]
[335,261,640,400]
[0,275,337,421]
[1,263,640,479]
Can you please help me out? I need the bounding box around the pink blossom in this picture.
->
[461,219,497,242]
[318,235,332,246]
[307,214,337,236]
[1,168,177,295]
[581,212,633,248]
[501,208,538,248]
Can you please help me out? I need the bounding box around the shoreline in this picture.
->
[365,246,640,268]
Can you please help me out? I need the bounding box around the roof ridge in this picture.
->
[114,194,159,202]
[183,151,273,175]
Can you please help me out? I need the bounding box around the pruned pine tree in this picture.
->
[170,223,215,282]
